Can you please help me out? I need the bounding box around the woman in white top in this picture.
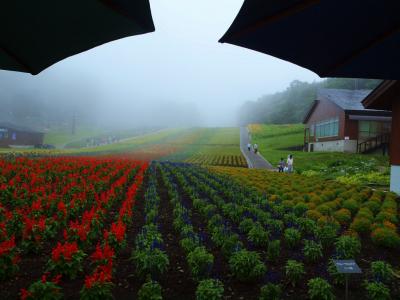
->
[253,143,258,154]
[287,154,294,173]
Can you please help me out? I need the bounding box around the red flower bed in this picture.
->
[0,156,148,298]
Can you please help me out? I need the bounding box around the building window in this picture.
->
[11,132,16,140]
[359,121,389,138]
[310,124,315,137]
[316,117,339,138]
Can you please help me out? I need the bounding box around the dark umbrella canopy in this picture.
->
[0,0,155,75]
[219,0,400,79]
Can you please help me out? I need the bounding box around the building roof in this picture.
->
[0,122,44,134]
[362,80,400,110]
[317,88,372,111]
[303,88,391,123]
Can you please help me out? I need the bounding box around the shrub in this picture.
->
[335,236,361,259]
[131,248,169,278]
[306,210,322,221]
[221,234,242,258]
[285,260,305,287]
[229,250,266,282]
[371,227,400,249]
[314,225,338,247]
[180,236,200,254]
[375,211,398,224]
[248,224,270,247]
[267,240,280,261]
[196,279,224,300]
[298,218,317,235]
[357,208,374,221]
[187,247,214,281]
[363,201,381,215]
[303,240,323,262]
[259,283,282,300]
[333,209,351,225]
[239,218,254,234]
[343,199,359,216]
[138,281,162,300]
[370,261,393,284]
[365,282,390,300]
[350,217,372,234]
[294,202,309,217]
[316,204,332,215]
[284,228,301,249]
[308,277,335,300]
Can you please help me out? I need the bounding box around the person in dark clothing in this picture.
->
[278,158,285,172]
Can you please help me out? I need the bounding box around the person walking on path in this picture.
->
[253,143,258,154]
[278,158,285,172]
[287,154,294,173]
[247,143,251,151]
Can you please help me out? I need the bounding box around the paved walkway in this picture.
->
[240,127,275,170]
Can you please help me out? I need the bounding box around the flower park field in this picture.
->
[0,127,398,299]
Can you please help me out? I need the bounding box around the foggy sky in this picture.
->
[0,0,321,128]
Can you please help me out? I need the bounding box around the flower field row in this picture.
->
[210,166,400,249]
[1,158,398,299]
[0,157,148,299]
[185,155,247,168]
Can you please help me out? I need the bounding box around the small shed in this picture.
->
[0,122,44,148]
[362,80,400,194]
[303,89,391,153]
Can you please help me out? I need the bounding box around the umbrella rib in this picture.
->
[222,0,319,42]
[0,44,35,74]
[321,25,400,77]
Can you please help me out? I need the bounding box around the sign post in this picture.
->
[333,260,362,300]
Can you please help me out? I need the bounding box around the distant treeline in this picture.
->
[237,78,382,125]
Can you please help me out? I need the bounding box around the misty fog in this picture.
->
[0,0,320,131]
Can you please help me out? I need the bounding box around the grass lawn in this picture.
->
[248,123,390,186]
[44,128,103,147]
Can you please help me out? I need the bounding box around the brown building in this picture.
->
[303,89,391,153]
[0,122,44,148]
[362,80,400,194]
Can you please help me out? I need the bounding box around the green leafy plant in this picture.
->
[284,228,301,248]
[370,261,393,284]
[196,279,224,300]
[314,225,338,247]
[131,248,169,278]
[0,236,19,280]
[229,250,266,282]
[259,283,282,300]
[308,277,335,300]
[364,282,390,300]
[138,280,162,300]
[239,218,255,234]
[248,223,270,247]
[303,240,323,262]
[21,274,62,300]
[180,236,200,254]
[220,234,242,258]
[285,260,305,287]
[187,247,214,281]
[335,236,361,259]
[267,240,280,261]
